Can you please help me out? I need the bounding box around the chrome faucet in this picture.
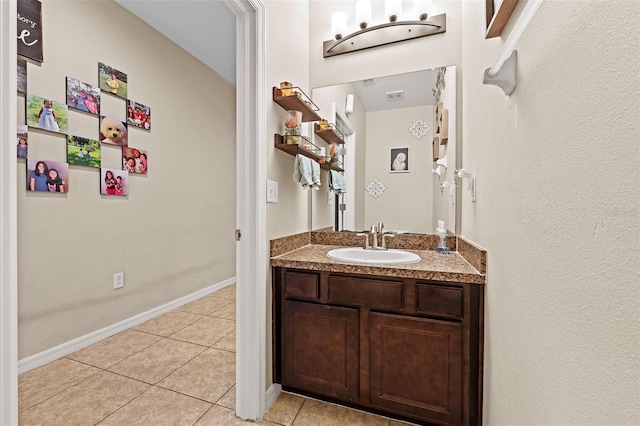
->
[370,225,379,249]
[356,232,370,249]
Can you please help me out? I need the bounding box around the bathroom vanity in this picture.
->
[271,232,486,426]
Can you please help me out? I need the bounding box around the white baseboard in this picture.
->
[18,277,236,374]
[265,383,282,412]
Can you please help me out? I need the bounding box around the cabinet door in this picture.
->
[282,300,359,401]
[369,312,463,425]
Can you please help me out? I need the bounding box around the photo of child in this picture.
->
[122,146,148,175]
[26,95,68,134]
[17,125,28,159]
[100,168,129,196]
[66,77,100,115]
[27,159,70,193]
[98,62,128,99]
[67,135,101,168]
[127,100,151,130]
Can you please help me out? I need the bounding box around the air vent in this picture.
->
[362,79,375,86]
[385,90,404,101]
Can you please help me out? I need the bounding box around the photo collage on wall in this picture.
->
[17,57,152,197]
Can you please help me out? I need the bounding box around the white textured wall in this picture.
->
[364,106,433,233]
[266,1,312,239]
[17,0,236,358]
[461,0,640,423]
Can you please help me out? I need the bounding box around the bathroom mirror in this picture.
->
[311,65,458,234]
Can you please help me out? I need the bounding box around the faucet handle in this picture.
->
[378,222,384,234]
[381,232,396,249]
[356,233,370,249]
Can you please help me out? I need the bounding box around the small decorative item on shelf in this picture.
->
[284,110,302,145]
[318,119,333,131]
[280,81,292,96]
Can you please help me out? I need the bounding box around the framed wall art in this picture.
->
[390,147,409,173]
[27,159,69,193]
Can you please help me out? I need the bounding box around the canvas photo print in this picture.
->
[67,135,101,168]
[66,77,100,115]
[101,168,129,196]
[27,159,69,193]
[98,62,127,99]
[127,100,151,130]
[17,58,27,94]
[17,125,28,159]
[26,95,68,134]
[123,146,147,174]
[99,116,128,146]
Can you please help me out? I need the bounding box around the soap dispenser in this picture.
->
[435,220,450,254]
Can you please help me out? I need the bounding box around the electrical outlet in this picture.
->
[266,179,278,203]
[328,191,334,205]
[113,272,124,289]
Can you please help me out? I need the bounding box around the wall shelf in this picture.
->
[314,124,345,145]
[485,0,519,38]
[272,87,321,122]
[274,134,344,172]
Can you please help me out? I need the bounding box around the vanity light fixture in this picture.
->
[324,0,446,58]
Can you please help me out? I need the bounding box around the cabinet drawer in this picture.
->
[328,276,403,310]
[284,271,319,301]
[416,284,463,318]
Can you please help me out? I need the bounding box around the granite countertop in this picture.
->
[271,244,485,284]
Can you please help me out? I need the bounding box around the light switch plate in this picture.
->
[267,179,278,203]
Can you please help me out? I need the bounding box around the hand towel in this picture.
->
[293,154,313,188]
[329,170,346,193]
[310,160,321,190]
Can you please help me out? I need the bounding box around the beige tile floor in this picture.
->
[18,284,414,426]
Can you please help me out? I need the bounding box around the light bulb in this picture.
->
[331,11,347,40]
[385,0,402,22]
[355,0,372,29]
[414,0,431,21]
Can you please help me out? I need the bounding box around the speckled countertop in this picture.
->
[271,244,485,284]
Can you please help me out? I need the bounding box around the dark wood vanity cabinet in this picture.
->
[273,267,484,426]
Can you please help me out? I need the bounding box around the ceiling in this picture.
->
[115,1,438,110]
[115,0,237,84]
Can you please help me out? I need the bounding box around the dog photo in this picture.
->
[99,116,128,146]
[390,147,409,173]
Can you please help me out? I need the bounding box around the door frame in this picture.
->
[225,0,268,421]
[0,0,18,424]
[0,0,269,422]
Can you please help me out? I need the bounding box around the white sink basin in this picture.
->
[327,247,421,265]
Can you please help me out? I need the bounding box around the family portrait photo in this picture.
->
[67,135,101,168]
[98,62,127,99]
[27,159,69,193]
[123,146,148,175]
[127,100,151,130]
[66,77,100,115]
[390,147,410,173]
[26,95,69,134]
[101,168,129,196]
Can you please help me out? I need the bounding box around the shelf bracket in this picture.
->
[483,50,517,95]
